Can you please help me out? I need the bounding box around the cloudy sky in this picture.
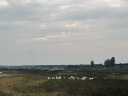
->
[0,0,128,65]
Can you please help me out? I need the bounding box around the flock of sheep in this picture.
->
[48,76,99,80]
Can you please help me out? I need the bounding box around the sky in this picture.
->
[0,0,128,65]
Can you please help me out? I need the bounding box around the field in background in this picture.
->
[0,68,128,96]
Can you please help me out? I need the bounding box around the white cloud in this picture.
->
[18,32,70,43]
[59,4,76,10]
[104,0,124,7]
[65,23,91,29]
[59,5,70,10]
[0,0,8,7]
[65,23,78,27]
[41,24,47,29]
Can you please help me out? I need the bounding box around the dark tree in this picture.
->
[104,57,115,67]
[91,60,94,68]
[110,57,115,67]
[104,59,111,67]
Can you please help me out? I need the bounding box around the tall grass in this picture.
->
[0,69,128,96]
[40,78,128,96]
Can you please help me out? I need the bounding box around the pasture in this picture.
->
[0,68,128,96]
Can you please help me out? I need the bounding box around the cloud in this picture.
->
[0,0,128,65]
[103,0,125,7]
[65,23,77,27]
[0,0,8,7]
[0,0,128,23]
[65,23,91,29]
[41,24,47,29]
[18,32,70,43]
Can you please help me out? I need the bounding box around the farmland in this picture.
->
[0,68,128,96]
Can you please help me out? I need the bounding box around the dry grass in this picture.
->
[1,69,128,96]
[0,73,50,96]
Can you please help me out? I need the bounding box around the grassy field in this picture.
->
[0,68,128,96]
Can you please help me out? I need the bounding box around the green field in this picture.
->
[0,68,128,96]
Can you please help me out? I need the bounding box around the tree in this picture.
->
[104,57,115,67]
[104,59,111,67]
[110,57,115,67]
[91,60,94,68]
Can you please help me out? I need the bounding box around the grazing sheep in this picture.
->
[56,76,61,79]
[89,77,94,80]
[52,77,55,79]
[81,77,87,80]
[68,76,75,80]
[48,77,51,80]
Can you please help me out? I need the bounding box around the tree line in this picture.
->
[91,57,115,67]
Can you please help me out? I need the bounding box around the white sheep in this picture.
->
[81,77,87,80]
